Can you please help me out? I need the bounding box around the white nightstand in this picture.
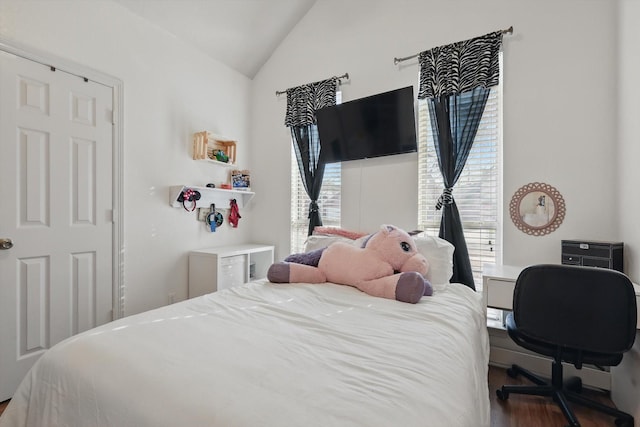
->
[482,264,523,314]
[188,244,274,298]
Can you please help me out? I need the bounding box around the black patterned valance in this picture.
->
[284,77,338,127]
[418,31,503,99]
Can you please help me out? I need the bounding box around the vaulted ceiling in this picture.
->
[112,0,317,79]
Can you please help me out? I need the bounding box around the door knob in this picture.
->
[0,238,13,250]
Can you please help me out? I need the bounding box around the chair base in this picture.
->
[496,363,635,427]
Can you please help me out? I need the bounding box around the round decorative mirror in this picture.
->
[509,182,566,236]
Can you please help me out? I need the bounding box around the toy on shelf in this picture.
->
[231,169,250,191]
[212,150,229,163]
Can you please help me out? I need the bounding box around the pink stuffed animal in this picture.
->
[267,225,433,304]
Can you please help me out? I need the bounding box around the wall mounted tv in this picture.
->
[316,86,417,163]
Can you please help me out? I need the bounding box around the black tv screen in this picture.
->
[316,86,417,163]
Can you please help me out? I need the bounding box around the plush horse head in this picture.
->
[268,224,433,304]
[364,225,429,276]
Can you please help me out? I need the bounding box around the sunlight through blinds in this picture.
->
[417,81,501,286]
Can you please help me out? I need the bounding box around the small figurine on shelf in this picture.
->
[231,169,251,191]
[212,149,229,163]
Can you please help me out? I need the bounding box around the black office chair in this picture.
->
[496,264,637,427]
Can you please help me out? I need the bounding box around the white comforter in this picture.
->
[0,281,490,427]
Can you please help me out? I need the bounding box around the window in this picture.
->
[417,71,502,287]
[290,93,342,254]
[290,155,341,253]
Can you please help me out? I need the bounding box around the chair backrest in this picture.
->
[513,264,637,355]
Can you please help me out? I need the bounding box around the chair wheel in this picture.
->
[615,417,633,427]
[496,388,509,401]
[565,376,582,393]
[506,367,518,378]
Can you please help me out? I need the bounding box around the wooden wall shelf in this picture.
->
[193,131,237,166]
[198,158,237,168]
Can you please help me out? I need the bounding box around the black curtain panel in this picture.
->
[418,30,503,290]
[290,125,325,236]
[284,78,337,235]
[428,87,491,289]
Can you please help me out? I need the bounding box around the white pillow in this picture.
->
[304,235,355,252]
[412,235,455,288]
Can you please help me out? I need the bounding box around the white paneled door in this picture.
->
[0,51,114,401]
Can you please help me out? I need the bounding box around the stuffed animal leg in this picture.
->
[268,262,327,284]
[355,272,433,304]
[268,248,328,284]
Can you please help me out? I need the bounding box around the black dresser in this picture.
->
[561,240,624,272]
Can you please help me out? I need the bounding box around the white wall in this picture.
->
[612,0,640,419]
[250,0,619,271]
[618,0,640,281]
[0,0,254,315]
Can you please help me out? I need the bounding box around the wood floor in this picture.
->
[0,366,622,425]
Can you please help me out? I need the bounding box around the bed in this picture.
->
[0,236,490,427]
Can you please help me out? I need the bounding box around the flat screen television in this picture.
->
[316,86,417,163]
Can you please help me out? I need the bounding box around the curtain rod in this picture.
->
[393,26,513,65]
[275,72,350,96]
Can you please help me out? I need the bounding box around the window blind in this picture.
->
[290,155,341,253]
[417,82,501,286]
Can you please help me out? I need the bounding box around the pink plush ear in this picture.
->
[379,224,395,235]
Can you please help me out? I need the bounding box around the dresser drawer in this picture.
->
[486,278,515,310]
[562,243,614,258]
[562,254,581,265]
[581,257,612,269]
